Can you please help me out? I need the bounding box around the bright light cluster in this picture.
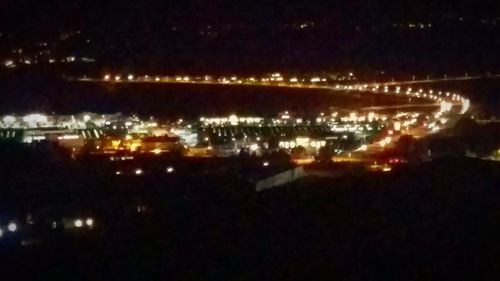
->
[200,115,263,125]
[279,138,326,149]
[97,72,469,116]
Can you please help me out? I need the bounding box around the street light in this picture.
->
[74,219,83,228]
[7,222,17,232]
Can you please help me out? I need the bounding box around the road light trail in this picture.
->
[373,74,500,86]
[73,74,470,114]
[72,73,474,165]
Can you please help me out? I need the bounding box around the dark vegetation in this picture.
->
[0,140,498,280]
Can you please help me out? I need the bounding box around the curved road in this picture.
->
[75,75,468,112]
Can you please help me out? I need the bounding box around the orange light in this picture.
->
[292,158,315,165]
[111,140,121,149]
[382,166,392,172]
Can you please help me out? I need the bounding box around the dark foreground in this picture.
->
[0,157,499,280]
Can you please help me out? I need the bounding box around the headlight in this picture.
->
[85,218,94,227]
[166,166,174,173]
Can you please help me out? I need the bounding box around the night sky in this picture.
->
[2,0,500,35]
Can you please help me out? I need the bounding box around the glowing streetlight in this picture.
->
[7,222,17,232]
[74,219,83,228]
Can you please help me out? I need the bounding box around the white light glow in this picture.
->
[356,145,368,151]
[461,99,470,114]
[58,135,80,140]
[3,115,16,124]
[23,114,48,124]
[74,219,83,228]
[7,222,17,232]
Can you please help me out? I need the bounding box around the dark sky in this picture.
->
[2,0,499,34]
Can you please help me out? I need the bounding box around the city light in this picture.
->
[7,222,17,232]
[90,72,468,118]
[440,101,453,112]
[229,114,239,125]
[461,99,470,114]
[3,115,16,124]
[23,113,48,124]
[74,219,83,228]
[58,135,80,140]
[380,140,387,147]
[356,144,368,151]
[394,121,401,131]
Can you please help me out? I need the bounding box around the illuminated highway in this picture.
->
[75,72,470,114]
[373,74,500,86]
[72,72,474,166]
